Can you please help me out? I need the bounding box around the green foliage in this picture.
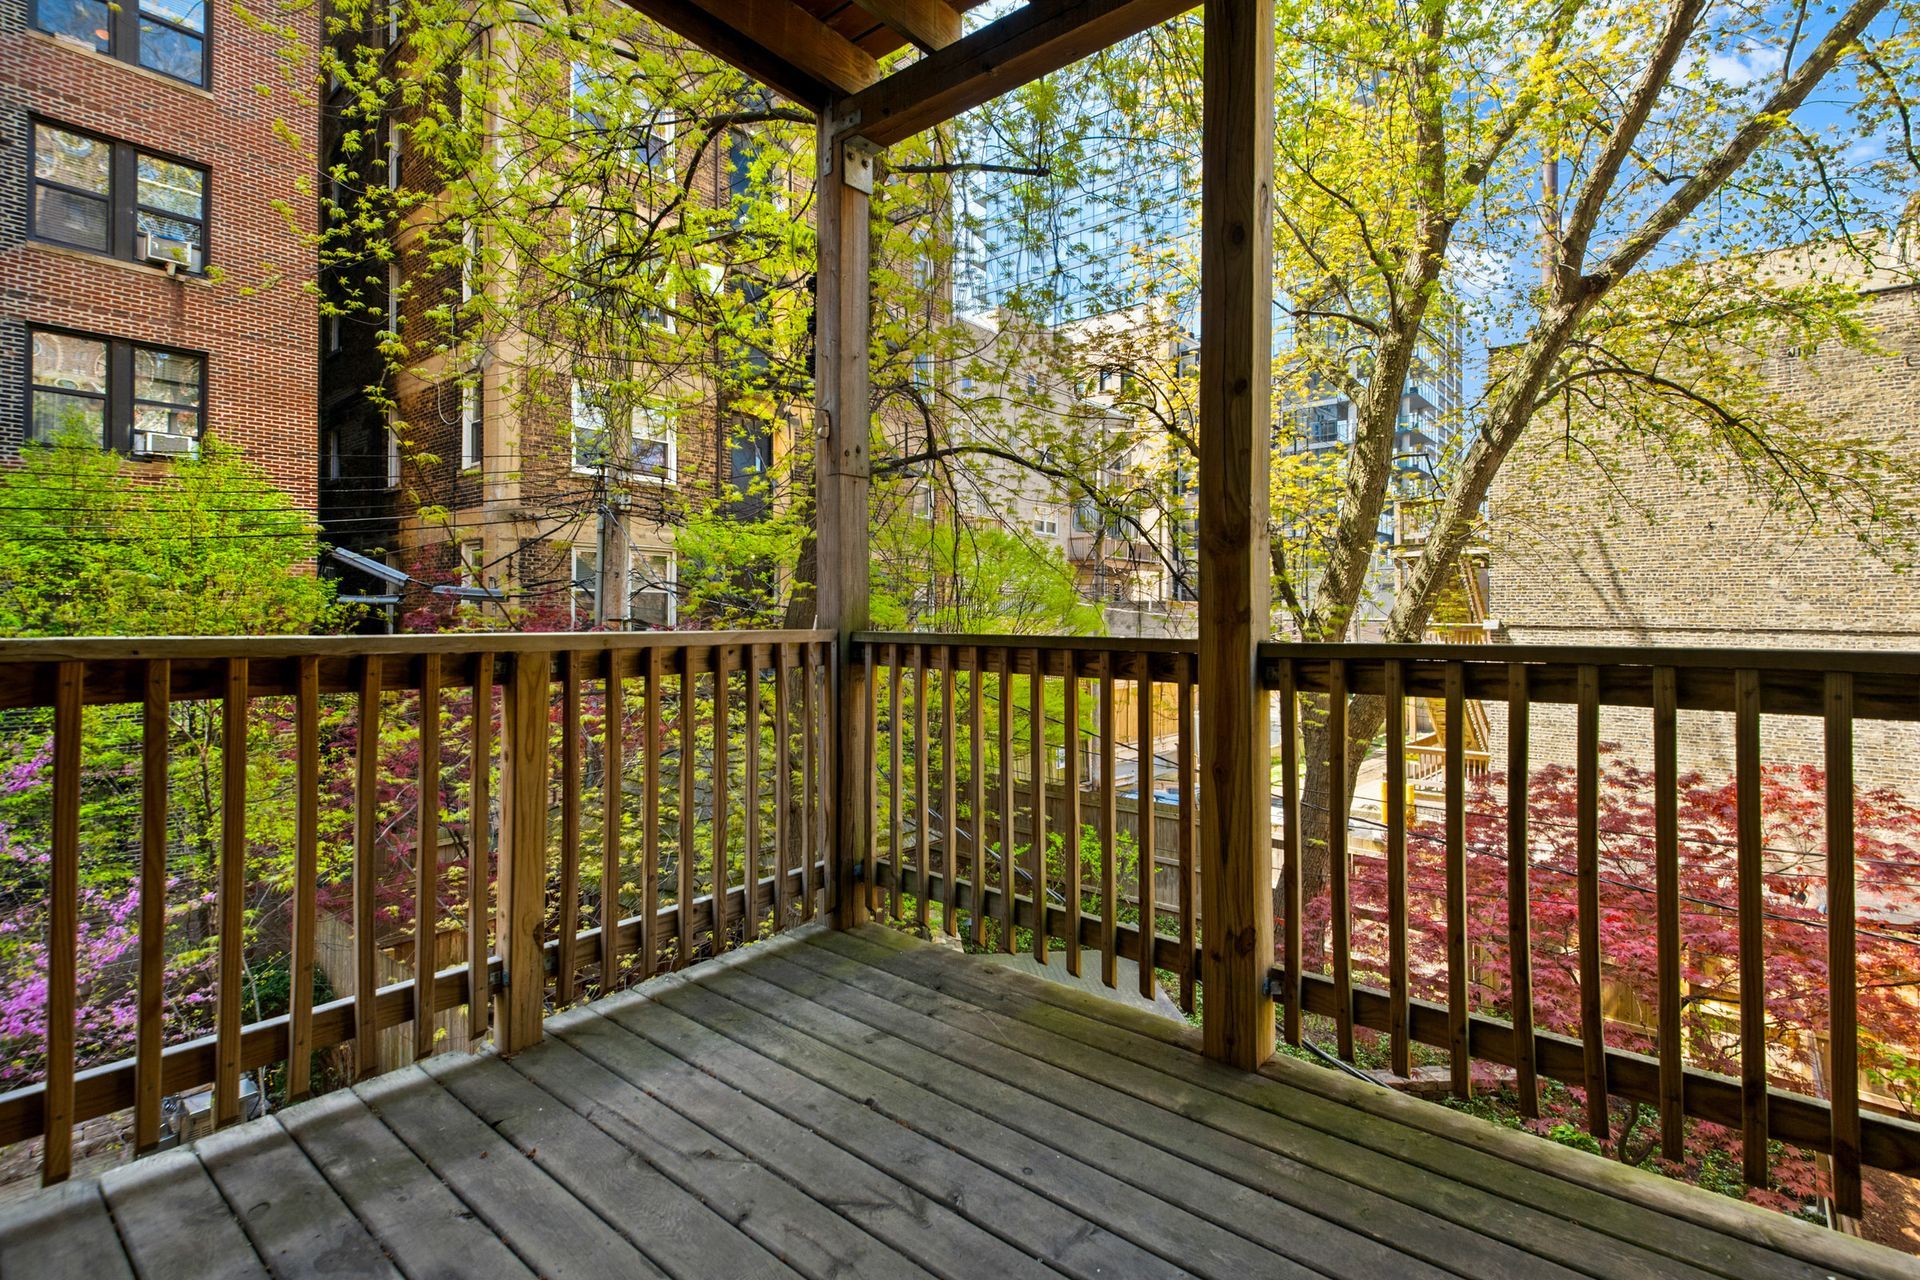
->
[0,435,341,637]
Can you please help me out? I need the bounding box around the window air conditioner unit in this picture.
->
[137,230,202,272]
[134,430,198,457]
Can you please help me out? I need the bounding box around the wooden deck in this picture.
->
[2,926,1911,1280]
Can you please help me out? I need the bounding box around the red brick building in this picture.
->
[0,0,319,507]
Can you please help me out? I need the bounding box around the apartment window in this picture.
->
[36,0,208,85]
[386,120,402,190]
[459,539,485,589]
[572,382,674,480]
[385,422,401,488]
[629,551,675,627]
[30,121,207,269]
[1031,516,1059,536]
[571,60,673,165]
[570,546,598,627]
[460,380,483,471]
[29,327,205,454]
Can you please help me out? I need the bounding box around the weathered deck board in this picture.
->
[195,1114,401,1280]
[279,1081,537,1280]
[835,925,1913,1280]
[2,923,1914,1280]
[98,1149,268,1280]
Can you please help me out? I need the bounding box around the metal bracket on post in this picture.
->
[841,137,877,194]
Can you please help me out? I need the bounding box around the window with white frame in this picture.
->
[460,380,482,471]
[459,539,485,589]
[570,546,599,627]
[1031,516,1059,536]
[570,60,673,166]
[386,119,402,190]
[385,422,401,489]
[572,381,674,480]
[629,550,675,627]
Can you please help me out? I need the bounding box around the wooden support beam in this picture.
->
[1196,0,1274,1071]
[850,0,962,52]
[817,120,875,931]
[496,653,551,1053]
[838,0,1195,147]
[622,0,843,106]
[640,0,880,100]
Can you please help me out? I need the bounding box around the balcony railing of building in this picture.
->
[3,629,1919,1227]
[0,631,832,1186]
[858,635,1920,1218]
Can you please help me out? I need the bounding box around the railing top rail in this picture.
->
[1257,640,1920,677]
[853,631,1198,655]
[855,631,1920,676]
[0,629,834,665]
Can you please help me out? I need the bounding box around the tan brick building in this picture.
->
[0,0,318,504]
[1486,249,1920,789]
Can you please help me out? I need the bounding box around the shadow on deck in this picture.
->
[1,925,1910,1280]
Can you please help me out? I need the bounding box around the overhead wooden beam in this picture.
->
[624,0,869,106]
[816,121,875,930]
[689,0,880,94]
[850,0,962,52]
[1196,0,1274,1072]
[836,0,1194,147]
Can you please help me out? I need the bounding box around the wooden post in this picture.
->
[817,112,874,931]
[1196,0,1275,1070]
[495,652,551,1054]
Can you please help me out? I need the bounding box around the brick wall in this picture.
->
[0,0,320,506]
[1485,281,1920,790]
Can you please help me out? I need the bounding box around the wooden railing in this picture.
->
[0,631,832,1186]
[859,633,1920,1217]
[1262,643,1920,1218]
[854,637,1202,1009]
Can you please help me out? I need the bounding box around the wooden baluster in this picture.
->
[467,654,493,1044]
[746,648,764,933]
[1385,659,1409,1078]
[1653,665,1681,1152]
[1029,650,1048,966]
[1735,667,1768,1188]
[642,648,663,979]
[44,661,82,1184]
[777,643,795,928]
[997,658,1014,952]
[1576,663,1608,1139]
[678,650,696,968]
[863,644,879,917]
[817,644,833,917]
[496,652,550,1054]
[217,657,247,1125]
[415,653,442,1060]
[1327,658,1352,1060]
[1824,671,1862,1219]
[1137,658,1156,1000]
[602,656,625,990]
[1181,666,1200,1016]
[1063,652,1083,976]
[137,660,172,1142]
[968,650,986,947]
[1508,663,1538,1119]
[557,651,582,1000]
[354,656,382,1079]
[713,647,732,952]
[1099,655,1118,988]
[913,645,930,929]
[803,643,819,922]
[885,644,900,922]
[1444,660,1469,1097]
[941,650,958,934]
